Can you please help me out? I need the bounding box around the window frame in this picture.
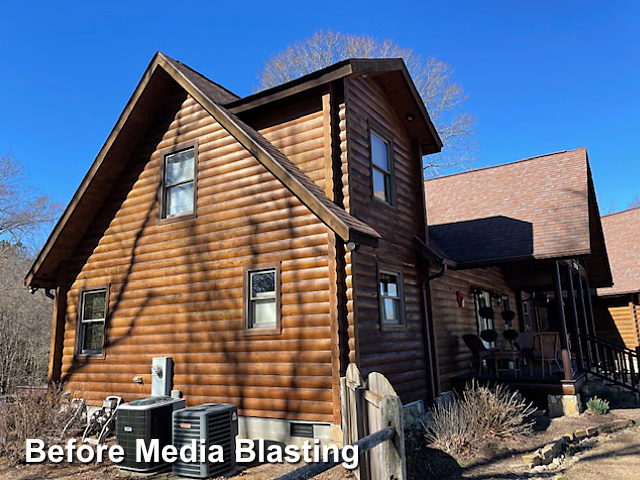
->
[75,285,110,358]
[242,263,282,336]
[377,265,406,331]
[368,121,396,207]
[158,140,199,223]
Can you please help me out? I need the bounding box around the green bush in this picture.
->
[586,396,610,415]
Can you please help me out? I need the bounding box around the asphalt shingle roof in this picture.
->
[598,206,640,296]
[424,148,594,264]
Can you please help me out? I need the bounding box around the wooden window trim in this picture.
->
[242,262,282,337]
[367,119,397,209]
[75,283,110,360]
[158,140,199,225]
[377,263,406,331]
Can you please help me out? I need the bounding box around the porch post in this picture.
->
[576,272,593,368]
[564,264,584,372]
[584,277,598,336]
[583,276,601,365]
[553,261,573,381]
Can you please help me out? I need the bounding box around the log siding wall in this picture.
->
[429,267,518,392]
[60,90,335,422]
[595,294,640,349]
[344,76,430,403]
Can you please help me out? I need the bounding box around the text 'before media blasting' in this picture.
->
[25,438,360,469]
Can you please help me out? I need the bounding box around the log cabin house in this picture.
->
[26,52,443,443]
[595,207,640,349]
[423,149,616,408]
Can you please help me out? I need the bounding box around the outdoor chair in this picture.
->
[528,332,561,377]
[463,334,497,375]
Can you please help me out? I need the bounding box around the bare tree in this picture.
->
[628,194,640,209]
[0,244,52,394]
[257,31,476,175]
[0,153,59,393]
[0,153,59,257]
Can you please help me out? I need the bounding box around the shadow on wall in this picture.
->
[429,216,534,264]
[593,298,627,347]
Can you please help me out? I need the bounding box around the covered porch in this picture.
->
[450,256,636,411]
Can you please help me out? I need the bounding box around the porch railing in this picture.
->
[580,334,640,393]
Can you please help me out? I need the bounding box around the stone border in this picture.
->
[521,418,635,468]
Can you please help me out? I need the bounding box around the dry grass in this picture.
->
[0,384,83,465]
[423,381,535,459]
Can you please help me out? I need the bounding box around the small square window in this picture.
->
[78,288,107,355]
[245,268,280,333]
[370,131,394,205]
[161,147,195,219]
[379,271,404,327]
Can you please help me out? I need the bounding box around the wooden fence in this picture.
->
[275,364,406,480]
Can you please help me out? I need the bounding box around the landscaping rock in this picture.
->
[522,453,542,467]
[574,429,588,440]
[540,444,556,463]
[586,426,599,437]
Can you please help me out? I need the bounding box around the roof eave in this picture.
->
[26,53,381,287]
[227,58,442,153]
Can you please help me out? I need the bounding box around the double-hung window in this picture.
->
[379,270,404,328]
[161,146,196,219]
[370,130,394,205]
[245,267,280,333]
[78,288,107,355]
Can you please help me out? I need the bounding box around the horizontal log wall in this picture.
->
[594,295,640,349]
[429,266,517,392]
[344,76,429,403]
[61,90,335,422]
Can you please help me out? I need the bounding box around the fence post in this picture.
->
[380,394,406,480]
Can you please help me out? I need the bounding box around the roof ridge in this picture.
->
[158,51,240,101]
[602,204,640,218]
[424,147,586,183]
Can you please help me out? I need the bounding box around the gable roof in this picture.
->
[424,148,612,286]
[597,206,640,296]
[226,58,442,154]
[26,52,381,288]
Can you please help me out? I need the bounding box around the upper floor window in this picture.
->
[244,266,281,335]
[370,130,394,205]
[379,270,404,328]
[161,146,196,219]
[78,288,107,355]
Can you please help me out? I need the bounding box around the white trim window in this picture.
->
[379,271,403,326]
[370,131,393,204]
[78,288,107,355]
[162,147,195,218]
[247,268,277,331]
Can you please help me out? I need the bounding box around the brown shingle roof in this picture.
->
[424,148,612,285]
[597,206,640,296]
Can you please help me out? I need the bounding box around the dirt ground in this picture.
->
[459,408,640,480]
[0,459,354,480]
[1,409,638,480]
[0,453,354,480]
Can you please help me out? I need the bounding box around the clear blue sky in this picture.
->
[1,1,639,221]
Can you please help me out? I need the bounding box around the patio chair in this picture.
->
[463,334,496,375]
[528,332,561,377]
